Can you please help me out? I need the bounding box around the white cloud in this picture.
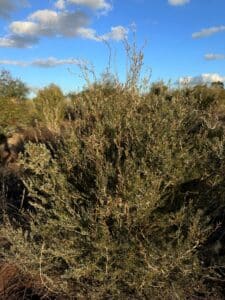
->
[54,0,112,13]
[55,0,66,9]
[0,59,27,66]
[67,0,111,11]
[0,57,81,67]
[204,53,225,60]
[29,9,58,24]
[10,21,40,36]
[0,37,18,47]
[77,27,99,41]
[10,10,89,38]
[0,4,127,48]
[168,0,190,6]
[179,73,225,85]
[198,73,225,83]
[0,35,38,48]
[192,26,225,39]
[32,57,81,67]
[0,0,28,18]
[101,26,128,41]
[77,25,128,41]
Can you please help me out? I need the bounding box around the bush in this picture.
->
[0,99,35,134]
[1,80,225,298]
[34,84,66,133]
[1,45,225,298]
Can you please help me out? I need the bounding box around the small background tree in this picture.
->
[0,70,29,101]
[0,70,34,134]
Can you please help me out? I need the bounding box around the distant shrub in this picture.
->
[0,99,35,134]
[211,81,224,89]
[34,84,66,133]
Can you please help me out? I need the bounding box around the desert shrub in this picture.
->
[211,81,224,89]
[0,99,35,134]
[1,44,225,298]
[149,81,169,97]
[190,84,219,110]
[34,84,66,133]
[1,79,225,299]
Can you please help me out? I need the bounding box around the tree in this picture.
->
[0,70,29,101]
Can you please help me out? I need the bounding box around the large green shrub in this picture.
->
[1,80,225,298]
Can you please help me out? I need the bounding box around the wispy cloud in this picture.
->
[0,59,27,66]
[192,25,225,39]
[0,57,82,67]
[0,0,28,18]
[77,25,128,41]
[69,0,111,10]
[101,26,128,41]
[55,0,112,12]
[179,73,225,85]
[204,53,225,60]
[0,35,38,48]
[32,57,81,67]
[168,0,190,6]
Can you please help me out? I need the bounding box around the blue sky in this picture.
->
[0,0,225,94]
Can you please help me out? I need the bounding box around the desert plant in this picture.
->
[0,99,35,134]
[1,45,225,299]
[34,84,66,133]
[1,79,225,298]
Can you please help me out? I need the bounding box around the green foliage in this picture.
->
[150,81,169,96]
[0,98,35,134]
[0,69,29,101]
[1,80,225,298]
[1,56,225,298]
[34,84,66,133]
[0,70,34,133]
